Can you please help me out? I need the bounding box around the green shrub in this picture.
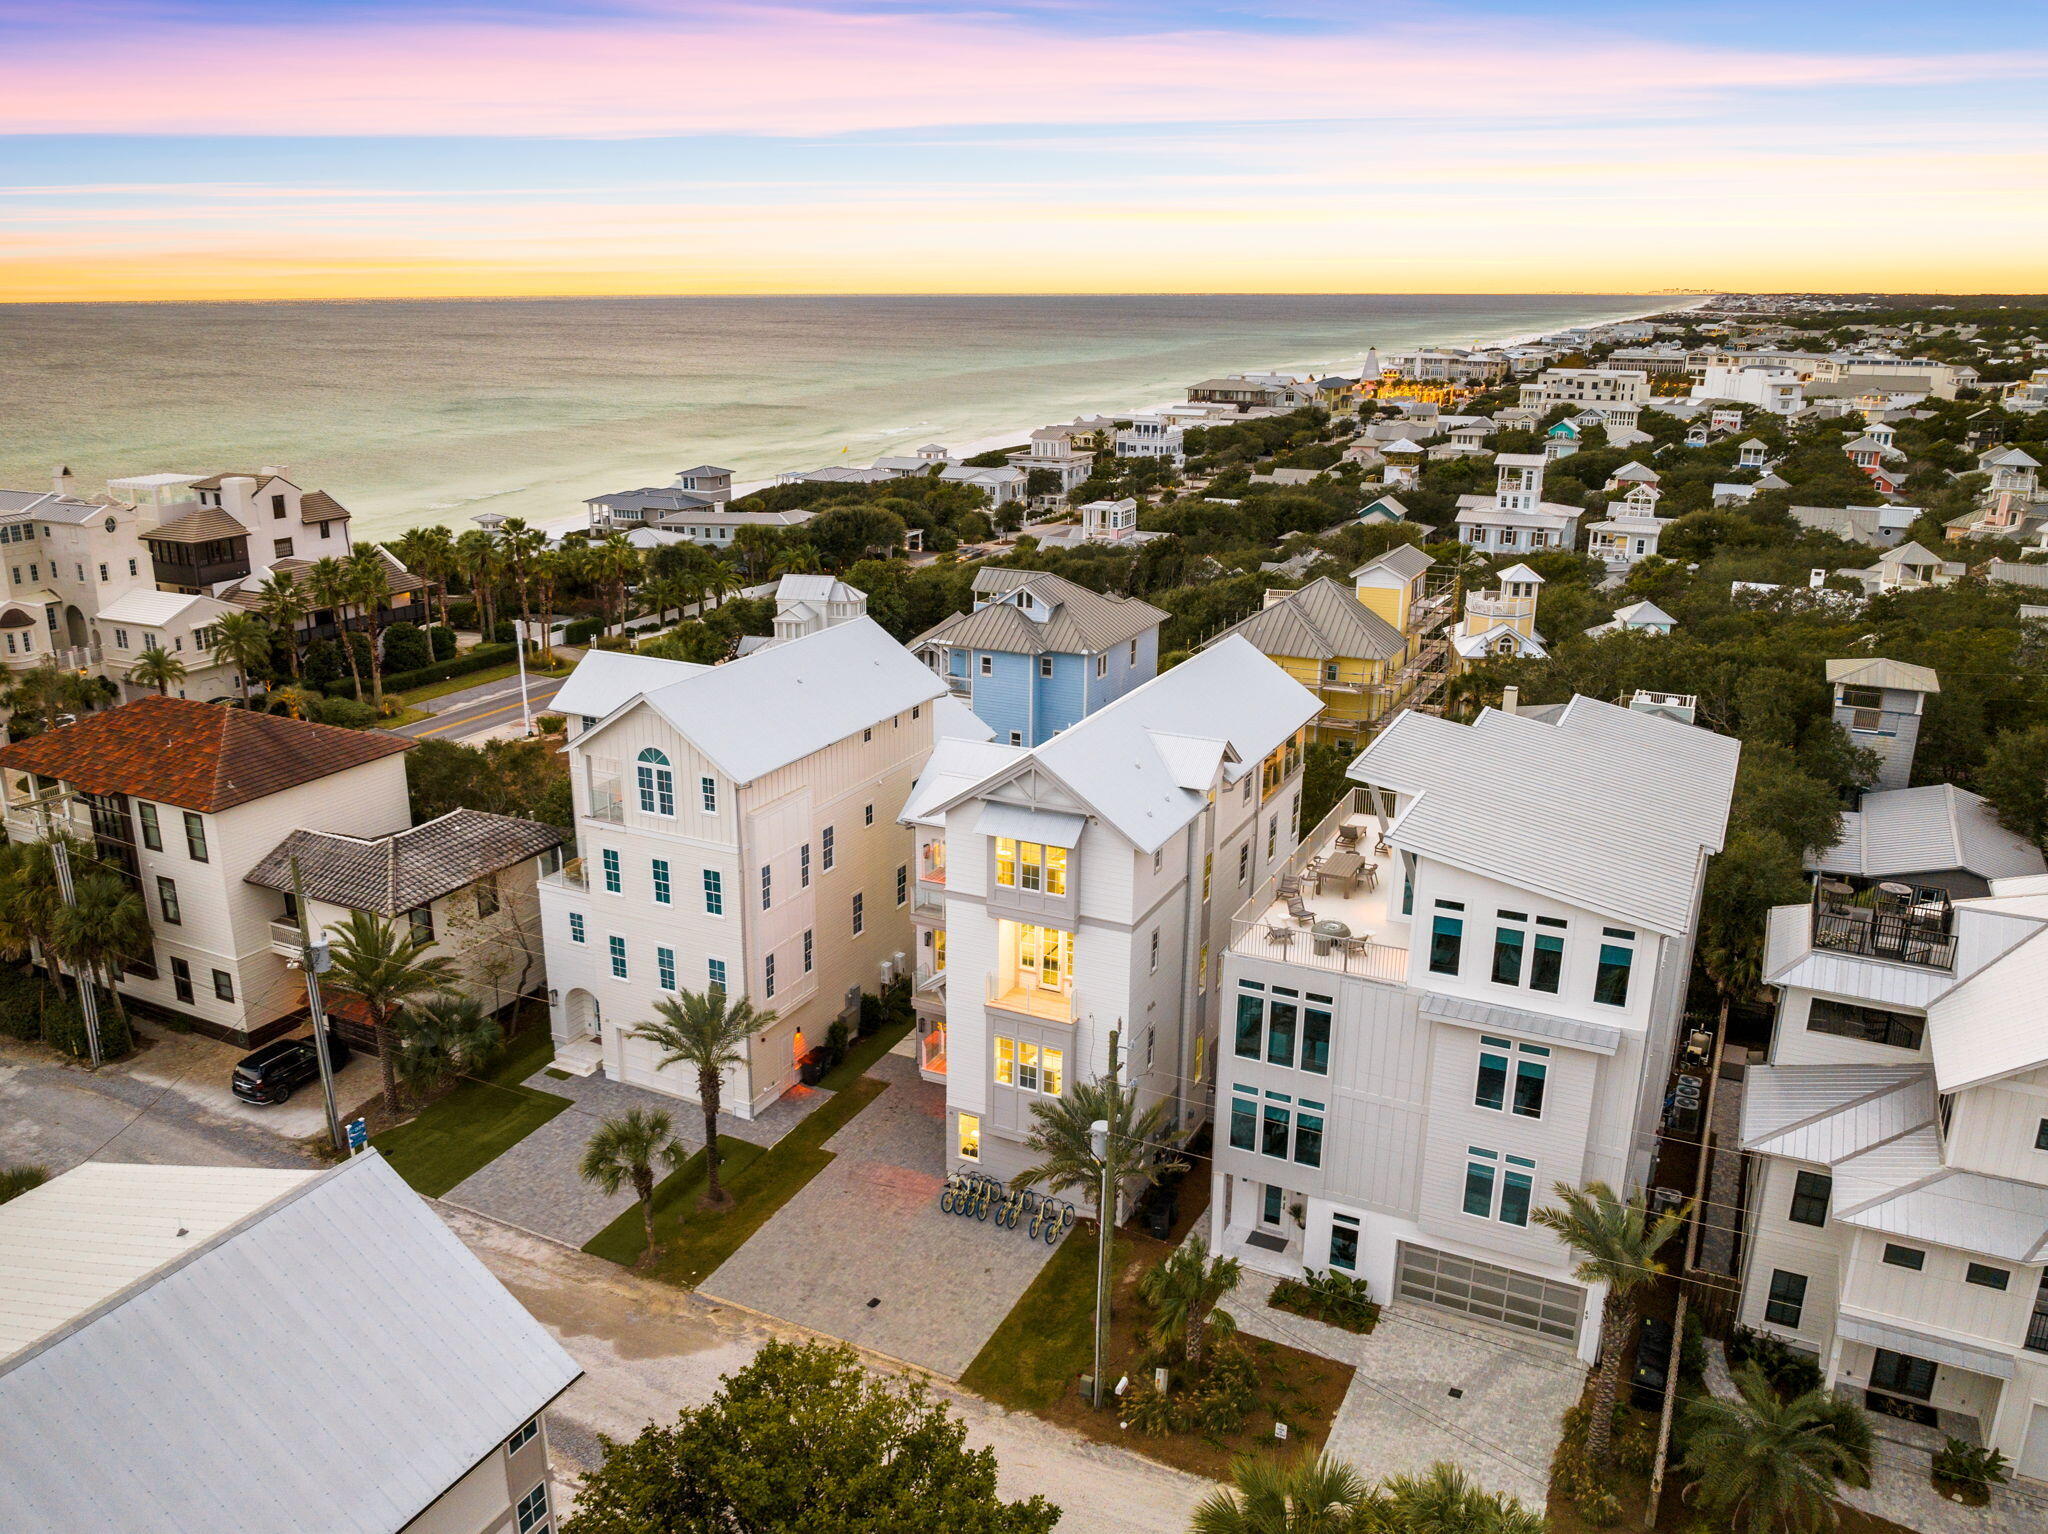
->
[1551,1403,1625,1525]
[1727,1325,1824,1395]
[427,625,459,661]
[0,965,52,1040]
[564,616,602,645]
[339,642,517,698]
[1119,1381,1179,1437]
[42,991,133,1060]
[380,620,431,673]
[307,695,379,729]
[490,619,516,645]
[1270,1268,1381,1333]
[445,600,478,629]
[1932,1437,2008,1505]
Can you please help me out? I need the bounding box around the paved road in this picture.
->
[395,673,569,740]
[444,1205,1211,1533]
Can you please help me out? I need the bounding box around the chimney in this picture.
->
[52,466,75,497]
[1501,684,1519,715]
[1809,569,1827,589]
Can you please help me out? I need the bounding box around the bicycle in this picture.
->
[938,1170,970,1214]
[974,1179,994,1221]
[1049,1200,1075,1244]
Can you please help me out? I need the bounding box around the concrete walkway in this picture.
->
[1223,1271,1580,1509]
[442,1062,835,1247]
[701,1053,1063,1379]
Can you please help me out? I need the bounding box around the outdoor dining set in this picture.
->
[1261,819,1387,958]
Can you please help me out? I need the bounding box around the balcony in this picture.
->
[913,881,945,916]
[1811,880,1956,970]
[544,856,589,892]
[2028,1310,2048,1356]
[268,919,306,957]
[1229,785,1410,985]
[985,971,1075,1024]
[1465,593,1537,623]
[920,1026,948,1076]
[586,792,624,824]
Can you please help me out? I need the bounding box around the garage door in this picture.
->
[1396,1242,1583,1346]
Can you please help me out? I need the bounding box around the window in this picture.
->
[475,875,499,919]
[656,945,676,991]
[821,826,835,871]
[979,655,993,676]
[1881,1243,1925,1270]
[994,837,1067,895]
[273,538,294,559]
[1267,815,1277,857]
[1476,1041,1508,1111]
[1461,1148,1536,1226]
[1492,920,1525,985]
[1869,1348,1935,1400]
[1294,1101,1324,1167]
[113,627,129,650]
[1009,731,1022,745]
[1430,903,1464,975]
[707,957,727,993]
[798,843,811,888]
[157,876,181,924]
[1238,844,1249,885]
[995,1036,1065,1095]
[1788,1170,1831,1227]
[864,803,874,827]
[703,869,724,915]
[1094,653,1108,679]
[1202,852,1212,901]
[98,563,109,582]
[608,935,627,978]
[957,1113,981,1161]
[1149,929,1160,973]
[760,864,772,909]
[635,748,675,815]
[1594,929,1634,1007]
[1329,1213,1360,1273]
[1764,1269,1808,1328]
[568,912,585,944]
[1967,1262,2011,1291]
[600,848,621,894]
[516,1482,550,1534]
[270,492,287,518]
[508,1418,539,1453]
[700,776,718,813]
[641,858,670,908]
[852,892,864,935]
[409,906,434,944]
[764,953,776,998]
[1230,1087,1257,1151]
[212,969,235,1002]
[1039,656,1054,678]
[1807,998,1924,1051]
[137,801,161,851]
[2037,1118,2048,1152]
[171,955,193,1003]
[802,928,813,973]
[896,865,908,906]
[183,811,208,862]
[1234,984,1332,1075]
[1531,918,1566,993]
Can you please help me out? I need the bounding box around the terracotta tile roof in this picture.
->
[300,488,351,522]
[144,506,249,544]
[246,809,564,915]
[0,697,413,813]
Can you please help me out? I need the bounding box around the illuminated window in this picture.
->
[995,837,1068,894]
[957,1113,981,1162]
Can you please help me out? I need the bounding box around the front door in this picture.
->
[1261,1184,1284,1228]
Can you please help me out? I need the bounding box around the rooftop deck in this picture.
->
[1811,879,1956,970]
[1230,786,1410,984]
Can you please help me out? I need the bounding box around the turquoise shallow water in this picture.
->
[0,293,1672,539]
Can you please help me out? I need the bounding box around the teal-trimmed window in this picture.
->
[1515,1049,1548,1118]
[636,748,674,816]
[1476,1039,1509,1111]
[1492,914,1525,985]
[1531,918,1566,993]
[1500,1155,1534,1226]
[1329,1213,1359,1271]
[651,858,671,905]
[707,957,727,993]
[656,945,676,991]
[1430,902,1464,975]
[1294,1101,1324,1168]
[1262,1097,1291,1159]
[1235,985,1331,1075]
[608,934,627,979]
[700,775,718,813]
[1594,929,1635,1007]
[703,868,724,915]
[1463,1148,1497,1218]
[1301,1003,1331,1075]
[1266,997,1298,1068]
[601,848,621,894]
[568,912,585,944]
[1476,1037,1547,1117]
[1230,1088,1258,1152]
[1463,1147,1534,1225]
[1235,989,1263,1059]
[1764,1269,1807,1328]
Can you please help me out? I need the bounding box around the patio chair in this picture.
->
[1286,891,1315,925]
[1264,923,1296,947]
[1359,862,1379,891]
[1335,824,1360,850]
[1277,873,1303,901]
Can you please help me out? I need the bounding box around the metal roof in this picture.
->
[1419,992,1621,1054]
[551,649,705,720]
[1836,1165,2048,1266]
[915,570,1166,656]
[0,1154,581,1533]
[1811,784,2046,883]
[1738,1064,1933,1164]
[1204,577,1409,662]
[1825,656,1941,694]
[1350,542,1432,582]
[246,809,565,916]
[1926,922,2048,1092]
[1351,696,1738,937]
[1835,1314,2014,1381]
[901,737,1024,828]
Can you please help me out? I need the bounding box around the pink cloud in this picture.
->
[1,3,2043,137]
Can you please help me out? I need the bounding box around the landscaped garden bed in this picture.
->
[1268,1268,1381,1334]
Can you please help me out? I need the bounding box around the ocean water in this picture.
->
[0,294,1672,541]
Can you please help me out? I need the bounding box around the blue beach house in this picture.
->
[912,569,1166,746]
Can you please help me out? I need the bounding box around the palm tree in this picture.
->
[770,542,824,576]
[306,556,364,700]
[268,683,319,720]
[454,529,499,635]
[346,546,393,707]
[1138,1233,1241,1371]
[497,517,547,640]
[1532,1181,1690,1465]
[592,532,642,635]
[0,1165,50,1204]
[209,610,275,705]
[0,838,68,991]
[1680,1364,1865,1534]
[1191,1452,1366,1534]
[250,569,311,679]
[579,1108,690,1262]
[529,547,568,662]
[1357,1462,1547,1534]
[393,993,503,1096]
[1014,1069,1185,1234]
[127,644,187,698]
[51,869,150,1025]
[323,909,458,1114]
[629,988,772,1209]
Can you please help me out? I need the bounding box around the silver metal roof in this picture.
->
[1825,656,1941,694]
[1204,577,1409,663]
[1419,992,1621,1055]
[0,1154,580,1533]
[1810,784,2046,883]
[1835,1314,2014,1381]
[916,569,1166,656]
[1738,1064,1933,1164]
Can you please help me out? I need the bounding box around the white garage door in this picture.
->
[1396,1242,1583,1346]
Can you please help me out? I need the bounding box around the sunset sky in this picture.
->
[3,0,2045,301]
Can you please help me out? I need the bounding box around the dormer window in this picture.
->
[1017,591,1034,611]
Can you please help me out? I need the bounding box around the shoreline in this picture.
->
[540,293,1714,535]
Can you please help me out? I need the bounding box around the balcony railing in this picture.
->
[1811,880,1956,970]
[1466,594,1536,622]
[545,856,589,891]
[920,1028,947,1075]
[2026,1310,2048,1355]
[985,972,1075,1023]
[913,883,945,915]
[1229,917,1406,981]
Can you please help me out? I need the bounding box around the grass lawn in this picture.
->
[961,1222,1354,1480]
[370,1028,569,1198]
[583,1074,887,1286]
[375,706,432,730]
[816,1017,911,1093]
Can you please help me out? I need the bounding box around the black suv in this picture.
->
[231,1033,350,1105]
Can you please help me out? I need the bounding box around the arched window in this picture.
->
[636,747,675,816]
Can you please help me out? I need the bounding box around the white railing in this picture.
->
[984,972,1075,1023]
[269,919,306,953]
[920,1029,948,1075]
[1466,594,1536,622]
[544,857,589,891]
[913,882,945,915]
[1229,918,1406,983]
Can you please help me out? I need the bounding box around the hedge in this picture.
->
[563,617,603,645]
[323,642,517,698]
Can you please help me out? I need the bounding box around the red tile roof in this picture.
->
[0,696,413,812]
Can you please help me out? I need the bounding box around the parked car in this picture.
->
[231,1033,351,1106]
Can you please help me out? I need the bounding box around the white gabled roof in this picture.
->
[1811,784,2046,883]
[1825,656,1941,694]
[1739,1064,1934,1165]
[93,589,235,628]
[0,1154,580,1534]
[628,618,946,785]
[1926,922,2048,1091]
[552,648,706,719]
[1612,600,1676,626]
[1494,562,1545,584]
[901,736,1023,828]
[1352,696,1738,936]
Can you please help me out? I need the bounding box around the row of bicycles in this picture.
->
[937,1171,1076,1244]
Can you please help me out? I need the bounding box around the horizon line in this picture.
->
[0,287,1729,309]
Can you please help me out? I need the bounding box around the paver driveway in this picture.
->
[702,1053,1063,1378]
